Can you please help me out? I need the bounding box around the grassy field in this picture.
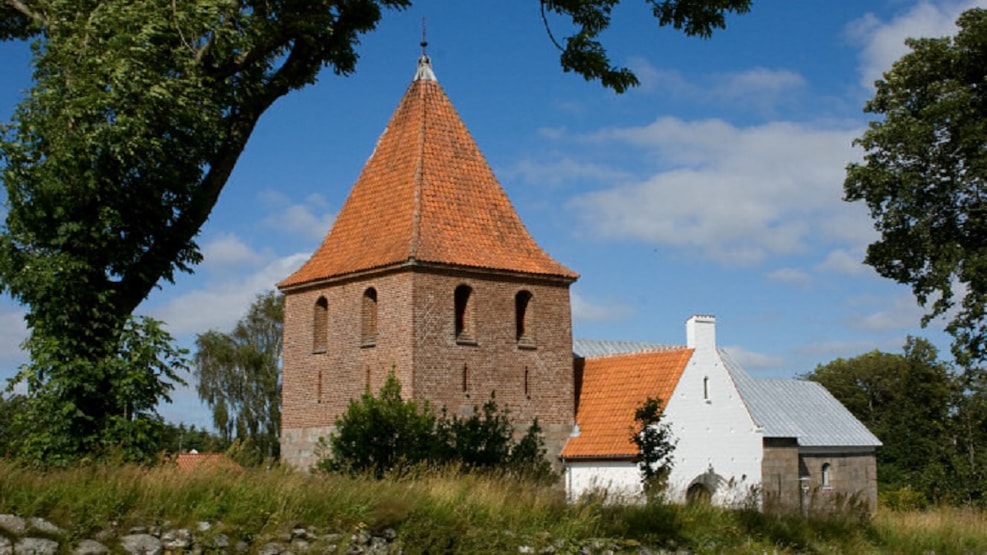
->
[1,460,984,554]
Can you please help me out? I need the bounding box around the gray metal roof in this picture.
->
[720,350,882,448]
[572,339,678,359]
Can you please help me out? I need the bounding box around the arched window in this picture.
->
[515,290,534,347]
[454,284,476,344]
[361,287,378,346]
[821,463,832,488]
[313,296,328,353]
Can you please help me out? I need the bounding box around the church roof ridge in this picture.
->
[280,55,577,289]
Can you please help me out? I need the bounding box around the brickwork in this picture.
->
[281,266,575,468]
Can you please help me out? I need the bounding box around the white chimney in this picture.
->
[686,314,716,351]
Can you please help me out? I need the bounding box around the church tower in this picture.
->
[277,53,579,469]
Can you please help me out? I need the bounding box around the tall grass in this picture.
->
[1,459,984,554]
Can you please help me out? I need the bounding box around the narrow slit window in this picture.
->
[454,285,476,344]
[524,366,530,399]
[361,287,378,346]
[313,297,329,353]
[317,370,323,404]
[515,290,535,347]
[462,364,470,396]
[703,376,709,401]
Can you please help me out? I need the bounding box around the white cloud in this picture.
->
[260,189,336,241]
[567,118,862,265]
[848,1,982,90]
[506,158,632,187]
[815,249,868,275]
[722,345,787,371]
[852,292,927,332]
[767,268,812,288]
[0,300,27,367]
[624,58,805,112]
[201,233,265,270]
[571,292,633,323]
[149,253,308,336]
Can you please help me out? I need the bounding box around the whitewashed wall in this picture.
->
[564,460,641,503]
[663,315,763,505]
[563,316,764,506]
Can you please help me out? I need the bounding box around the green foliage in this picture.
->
[194,291,282,464]
[6,316,188,465]
[806,337,987,506]
[156,422,228,455]
[319,373,555,483]
[13,459,987,554]
[844,8,987,364]
[541,0,751,92]
[630,397,677,501]
[321,373,440,478]
[0,0,750,463]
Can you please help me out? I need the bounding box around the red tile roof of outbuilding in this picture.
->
[279,56,577,289]
[561,349,693,460]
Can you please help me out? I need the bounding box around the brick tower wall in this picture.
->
[280,267,575,470]
[409,270,575,461]
[281,271,415,469]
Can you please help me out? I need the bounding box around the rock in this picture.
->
[212,534,230,550]
[72,540,109,555]
[0,535,12,555]
[257,542,286,555]
[518,547,535,554]
[119,534,163,555]
[195,522,211,533]
[290,539,309,552]
[26,518,63,536]
[0,516,27,536]
[380,528,397,542]
[160,529,192,550]
[13,538,59,555]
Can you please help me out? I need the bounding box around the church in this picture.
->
[277,53,880,512]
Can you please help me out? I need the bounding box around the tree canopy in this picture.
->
[844,8,987,364]
[0,0,749,462]
[805,337,987,507]
[194,290,283,464]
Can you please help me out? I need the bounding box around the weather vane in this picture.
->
[420,17,428,56]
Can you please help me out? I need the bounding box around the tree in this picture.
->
[322,372,440,478]
[630,396,676,501]
[0,0,749,461]
[844,8,987,364]
[194,291,283,464]
[804,337,957,503]
[7,316,188,465]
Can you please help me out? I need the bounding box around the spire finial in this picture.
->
[413,17,436,82]
[420,17,428,56]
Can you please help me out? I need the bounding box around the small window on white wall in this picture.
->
[821,463,832,488]
[703,376,710,402]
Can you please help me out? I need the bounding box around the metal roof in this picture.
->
[572,339,678,359]
[721,350,882,448]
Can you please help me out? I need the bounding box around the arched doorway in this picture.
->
[686,482,712,505]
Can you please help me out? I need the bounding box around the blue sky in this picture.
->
[1,1,983,428]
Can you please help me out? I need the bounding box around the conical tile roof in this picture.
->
[279,55,578,289]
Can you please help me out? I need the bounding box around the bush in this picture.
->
[317,373,556,483]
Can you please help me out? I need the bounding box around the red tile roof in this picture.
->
[280,58,577,289]
[561,349,693,460]
[173,452,240,472]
